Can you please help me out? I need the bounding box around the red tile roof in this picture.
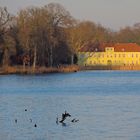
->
[79,43,140,52]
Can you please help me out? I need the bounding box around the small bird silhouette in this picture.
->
[59,111,71,123]
[34,124,37,127]
[71,118,79,123]
[15,119,17,123]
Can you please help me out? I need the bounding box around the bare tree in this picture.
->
[43,3,74,66]
[0,7,16,67]
[0,7,12,38]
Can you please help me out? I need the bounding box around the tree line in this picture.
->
[0,3,140,68]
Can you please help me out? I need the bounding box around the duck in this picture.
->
[34,124,37,127]
[71,118,79,123]
[15,119,17,123]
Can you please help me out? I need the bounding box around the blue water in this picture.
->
[0,71,140,140]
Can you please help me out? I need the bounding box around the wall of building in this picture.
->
[78,49,140,66]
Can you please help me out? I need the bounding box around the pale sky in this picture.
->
[0,0,140,30]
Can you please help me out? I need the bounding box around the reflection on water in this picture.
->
[0,71,140,140]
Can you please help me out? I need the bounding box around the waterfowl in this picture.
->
[59,111,71,123]
[71,118,79,123]
[15,119,17,123]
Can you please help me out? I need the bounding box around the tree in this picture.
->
[0,7,11,38]
[2,33,16,66]
[16,3,74,68]
[43,3,74,66]
[0,7,15,67]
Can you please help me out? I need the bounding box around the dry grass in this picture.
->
[2,65,140,75]
[0,65,79,75]
[58,65,79,73]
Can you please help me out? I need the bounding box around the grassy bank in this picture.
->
[0,65,79,75]
[2,65,140,75]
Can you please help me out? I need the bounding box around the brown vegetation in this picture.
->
[0,3,140,74]
[0,65,79,75]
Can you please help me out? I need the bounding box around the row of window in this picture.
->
[91,53,140,58]
[89,60,140,65]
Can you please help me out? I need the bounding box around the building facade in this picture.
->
[78,43,140,66]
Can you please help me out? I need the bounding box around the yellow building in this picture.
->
[78,43,140,66]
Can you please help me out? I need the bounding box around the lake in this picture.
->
[0,71,140,140]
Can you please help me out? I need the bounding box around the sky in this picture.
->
[0,0,140,30]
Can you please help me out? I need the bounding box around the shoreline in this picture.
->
[0,65,79,75]
[1,65,140,75]
[80,65,140,71]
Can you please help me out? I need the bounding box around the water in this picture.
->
[0,71,140,140]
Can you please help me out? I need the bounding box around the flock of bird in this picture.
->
[14,109,37,128]
[56,111,79,124]
[15,110,79,128]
